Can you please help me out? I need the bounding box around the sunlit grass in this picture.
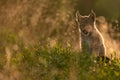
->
[0,0,119,80]
[0,30,120,80]
[0,29,119,80]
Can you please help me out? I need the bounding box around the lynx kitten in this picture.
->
[76,10,106,57]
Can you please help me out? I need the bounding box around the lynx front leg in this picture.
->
[92,42,100,57]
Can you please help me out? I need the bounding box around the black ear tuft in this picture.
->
[89,10,96,21]
[76,10,82,22]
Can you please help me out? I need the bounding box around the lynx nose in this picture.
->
[83,29,89,35]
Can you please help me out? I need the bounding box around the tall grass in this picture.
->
[0,0,119,80]
[0,30,120,80]
[9,45,120,80]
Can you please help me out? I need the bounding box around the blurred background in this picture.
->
[0,0,120,50]
[0,0,120,79]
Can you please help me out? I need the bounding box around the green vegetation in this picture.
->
[1,42,120,80]
[10,46,120,80]
[0,29,120,80]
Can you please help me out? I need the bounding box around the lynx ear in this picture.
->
[76,11,82,22]
[89,10,96,21]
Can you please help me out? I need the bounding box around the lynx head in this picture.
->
[76,10,96,36]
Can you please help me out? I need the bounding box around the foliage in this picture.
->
[9,45,120,80]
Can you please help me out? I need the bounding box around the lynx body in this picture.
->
[76,10,106,57]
